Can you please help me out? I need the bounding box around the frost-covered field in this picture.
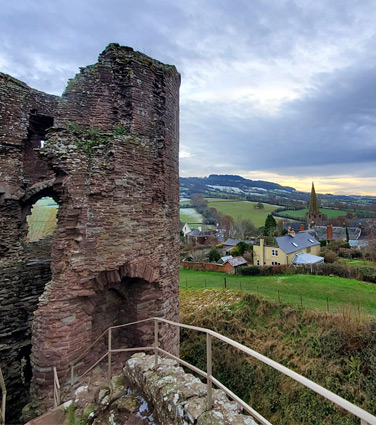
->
[180,208,204,224]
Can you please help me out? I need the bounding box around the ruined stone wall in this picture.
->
[0,73,58,256]
[0,240,52,422]
[0,44,180,420]
[124,353,257,425]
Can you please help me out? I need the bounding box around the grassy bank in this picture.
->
[179,290,376,424]
[180,269,376,317]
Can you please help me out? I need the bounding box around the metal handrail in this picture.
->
[0,367,6,425]
[57,317,376,425]
[53,367,60,408]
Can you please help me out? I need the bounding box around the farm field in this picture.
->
[180,268,376,316]
[180,208,204,228]
[278,207,347,220]
[27,197,58,241]
[204,198,280,228]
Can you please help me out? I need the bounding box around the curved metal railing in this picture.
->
[55,317,376,425]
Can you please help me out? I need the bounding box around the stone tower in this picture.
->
[0,44,180,419]
[306,182,322,227]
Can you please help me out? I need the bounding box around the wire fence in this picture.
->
[180,275,372,318]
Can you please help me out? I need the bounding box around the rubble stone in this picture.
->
[123,354,259,425]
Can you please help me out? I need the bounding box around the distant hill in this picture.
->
[179,174,376,212]
[180,174,295,195]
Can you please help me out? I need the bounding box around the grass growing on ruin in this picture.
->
[180,269,376,317]
[179,289,376,424]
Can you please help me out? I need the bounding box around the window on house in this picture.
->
[308,238,315,244]
[256,260,260,266]
[292,242,298,247]
[272,249,278,256]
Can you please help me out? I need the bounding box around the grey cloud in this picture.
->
[2,0,376,191]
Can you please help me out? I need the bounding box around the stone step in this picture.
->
[25,404,66,425]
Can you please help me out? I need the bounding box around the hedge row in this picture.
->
[238,263,376,283]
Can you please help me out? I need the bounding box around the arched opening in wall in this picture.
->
[23,111,54,185]
[83,277,162,373]
[26,196,58,242]
[9,189,61,420]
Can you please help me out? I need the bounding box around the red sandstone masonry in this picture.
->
[182,261,235,274]
[0,43,180,416]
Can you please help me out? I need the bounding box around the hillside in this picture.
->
[180,289,376,424]
[180,174,376,211]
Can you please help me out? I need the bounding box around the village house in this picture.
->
[253,229,321,266]
[180,222,192,236]
[185,228,218,246]
[222,238,254,254]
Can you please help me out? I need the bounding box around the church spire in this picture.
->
[308,182,320,214]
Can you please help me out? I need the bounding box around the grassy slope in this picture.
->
[179,290,376,424]
[180,268,376,317]
[204,198,280,228]
[278,207,347,220]
[27,199,58,241]
[340,258,376,268]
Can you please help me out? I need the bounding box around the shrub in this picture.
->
[238,266,260,276]
[358,267,376,283]
[352,250,363,259]
[208,247,221,262]
[323,250,338,263]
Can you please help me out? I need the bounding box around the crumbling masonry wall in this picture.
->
[0,44,180,420]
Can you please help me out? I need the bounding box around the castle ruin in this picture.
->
[0,44,180,421]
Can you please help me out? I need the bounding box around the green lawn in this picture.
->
[204,199,280,228]
[339,258,376,267]
[180,268,376,316]
[278,207,347,220]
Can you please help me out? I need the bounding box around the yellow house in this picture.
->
[253,231,321,266]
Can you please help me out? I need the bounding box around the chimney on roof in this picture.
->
[288,226,296,238]
[300,224,305,232]
[327,224,333,240]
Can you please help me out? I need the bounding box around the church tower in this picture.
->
[306,182,322,227]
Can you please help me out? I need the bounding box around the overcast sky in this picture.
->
[1,0,376,195]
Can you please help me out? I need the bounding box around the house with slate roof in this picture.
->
[312,225,361,241]
[253,230,321,266]
[222,238,254,254]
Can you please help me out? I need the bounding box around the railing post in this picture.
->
[206,333,212,410]
[108,328,112,382]
[154,319,159,369]
[0,367,5,425]
[53,367,60,408]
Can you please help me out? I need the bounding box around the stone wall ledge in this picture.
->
[123,352,258,425]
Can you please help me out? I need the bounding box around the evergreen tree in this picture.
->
[208,247,221,262]
[263,214,277,236]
